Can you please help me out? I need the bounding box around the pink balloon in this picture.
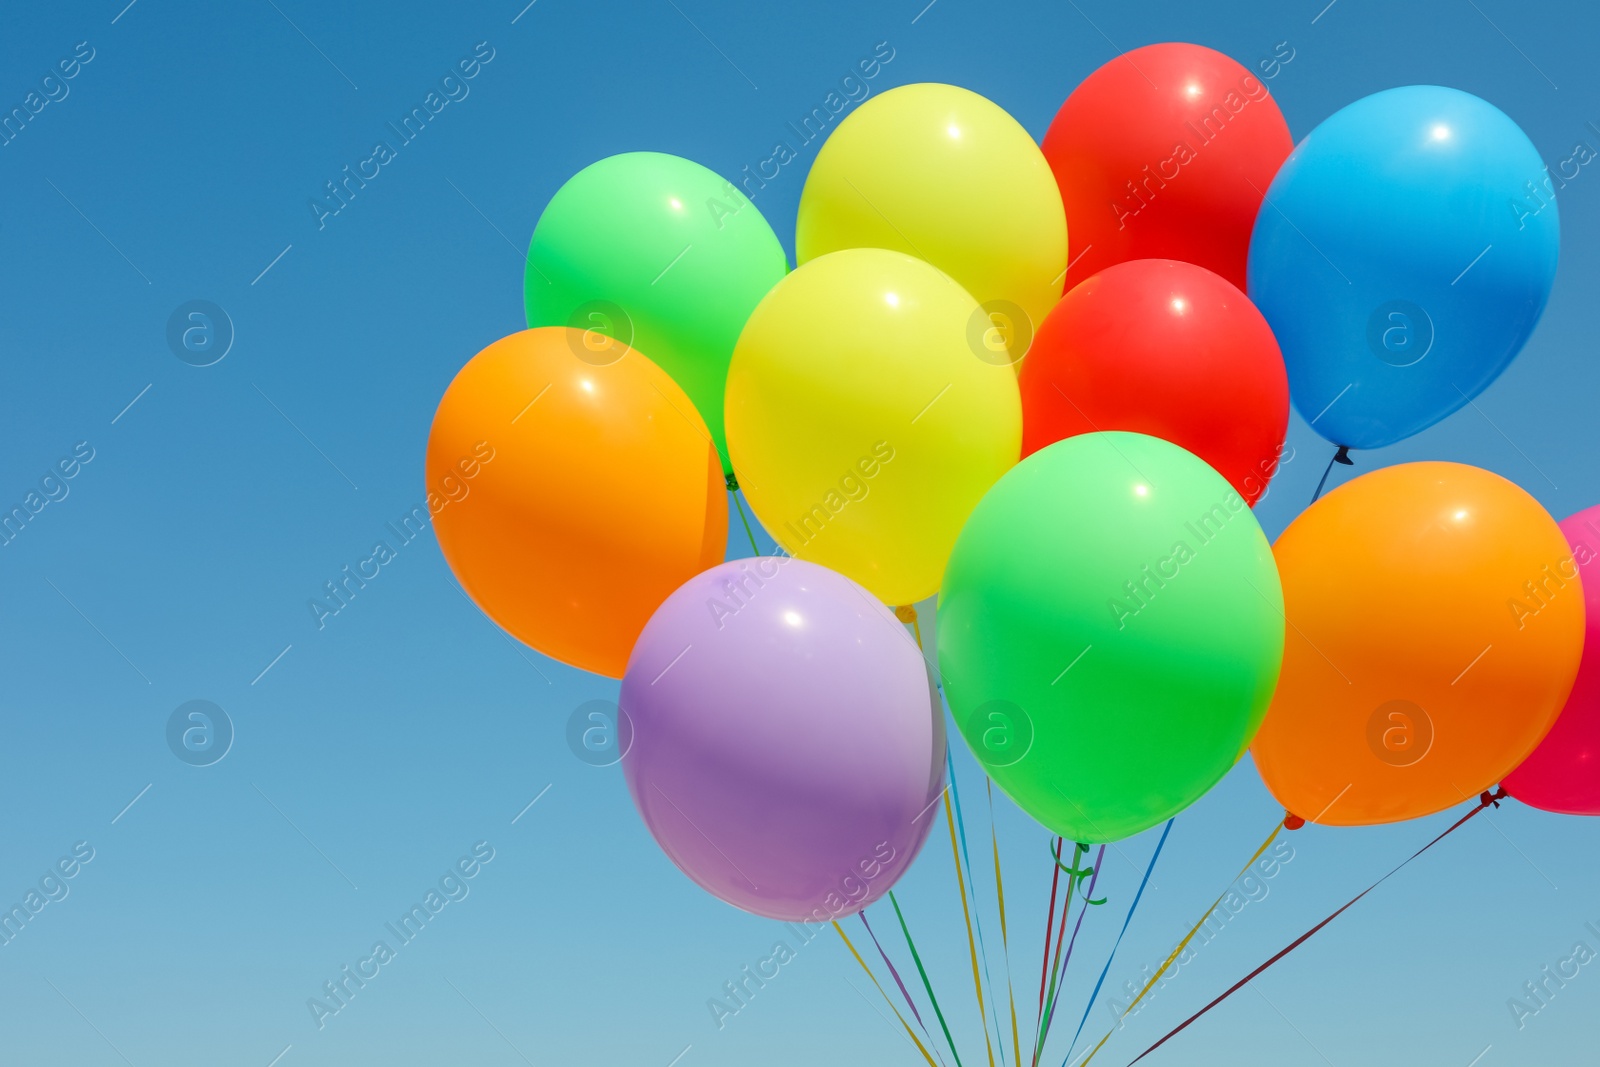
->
[1504,504,1600,814]
[620,557,945,921]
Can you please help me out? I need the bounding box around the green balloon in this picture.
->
[525,152,788,474]
[938,431,1284,843]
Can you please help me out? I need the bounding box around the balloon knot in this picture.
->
[1333,445,1354,466]
[1283,813,1306,831]
[1480,787,1508,809]
[724,472,740,491]
[1052,841,1101,899]
[895,604,918,624]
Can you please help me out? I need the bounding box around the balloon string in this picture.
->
[901,598,987,1058]
[1035,839,1065,1042]
[891,890,968,1067]
[1310,445,1354,503]
[947,748,1011,1066]
[945,787,998,1067]
[1125,790,1507,1066]
[1060,819,1173,1067]
[860,910,937,1051]
[988,781,1023,1067]
[1033,844,1078,1067]
[1038,845,1106,1061]
[728,486,761,556]
[905,604,996,1066]
[834,919,942,1067]
[1076,817,1285,1066]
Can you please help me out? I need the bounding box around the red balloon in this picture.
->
[1041,42,1294,293]
[1503,505,1600,814]
[1018,259,1289,505]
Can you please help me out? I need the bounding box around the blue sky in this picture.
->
[1,1,1598,1064]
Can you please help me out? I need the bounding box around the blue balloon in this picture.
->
[1248,86,1558,450]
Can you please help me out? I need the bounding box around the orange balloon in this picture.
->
[426,328,726,677]
[1253,461,1584,826]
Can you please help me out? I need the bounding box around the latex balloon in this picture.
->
[726,248,1021,605]
[1253,462,1583,826]
[621,558,946,921]
[1504,505,1600,814]
[1019,259,1289,505]
[524,152,789,473]
[939,431,1285,843]
[1042,43,1292,293]
[427,328,726,678]
[1248,86,1559,451]
[797,83,1067,367]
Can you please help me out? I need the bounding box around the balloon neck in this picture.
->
[1282,813,1306,830]
[724,471,740,491]
[1480,786,1508,809]
[895,604,924,649]
[1311,446,1357,502]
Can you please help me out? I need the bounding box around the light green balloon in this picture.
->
[525,152,789,475]
[938,431,1285,843]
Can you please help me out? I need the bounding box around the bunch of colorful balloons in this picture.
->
[426,42,1595,936]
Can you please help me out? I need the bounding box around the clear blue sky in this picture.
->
[1,1,1597,1064]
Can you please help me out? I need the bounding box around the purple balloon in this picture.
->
[620,557,946,921]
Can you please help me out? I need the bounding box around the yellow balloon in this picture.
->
[797,83,1067,369]
[726,248,1021,604]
